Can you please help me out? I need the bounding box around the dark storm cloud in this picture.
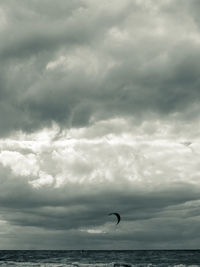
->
[0,1,86,60]
[1,0,200,136]
[1,164,200,249]
[0,0,130,60]
[0,163,200,232]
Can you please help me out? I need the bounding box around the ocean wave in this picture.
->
[1,262,200,267]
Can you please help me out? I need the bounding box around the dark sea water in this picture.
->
[0,250,200,266]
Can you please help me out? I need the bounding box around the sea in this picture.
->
[0,250,200,267]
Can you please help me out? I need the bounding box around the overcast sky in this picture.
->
[1,0,200,249]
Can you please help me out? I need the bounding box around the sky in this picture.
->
[0,0,200,249]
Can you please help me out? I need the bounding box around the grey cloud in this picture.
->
[1,1,200,135]
[1,162,200,248]
[0,164,200,233]
[0,0,131,61]
[2,192,200,249]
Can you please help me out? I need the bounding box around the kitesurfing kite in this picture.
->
[109,212,121,225]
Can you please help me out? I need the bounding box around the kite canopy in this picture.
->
[109,212,121,225]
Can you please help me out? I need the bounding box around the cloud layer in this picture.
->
[1,0,200,135]
[0,0,200,249]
